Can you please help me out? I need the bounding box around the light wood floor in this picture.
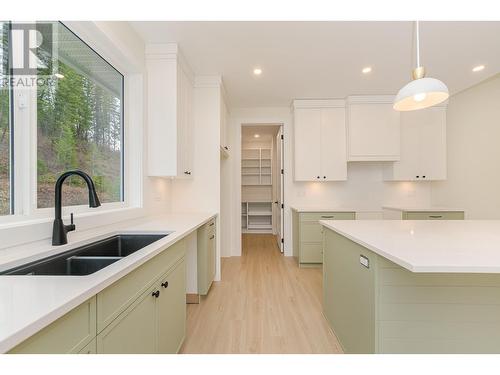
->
[180,234,342,354]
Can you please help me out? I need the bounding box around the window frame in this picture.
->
[0,21,144,226]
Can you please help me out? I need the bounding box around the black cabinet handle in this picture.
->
[184,171,191,175]
[316,176,320,179]
[429,215,443,219]
[209,222,215,227]
[422,175,426,178]
[161,281,169,288]
[209,235,215,240]
[321,215,335,219]
[416,176,420,178]
[152,290,160,298]
[323,176,326,179]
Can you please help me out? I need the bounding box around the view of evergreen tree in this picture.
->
[0,22,10,215]
[0,21,123,214]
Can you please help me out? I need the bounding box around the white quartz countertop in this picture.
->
[290,206,359,213]
[320,220,500,274]
[382,205,464,212]
[0,212,216,353]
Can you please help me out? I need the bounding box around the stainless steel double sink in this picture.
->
[0,234,168,276]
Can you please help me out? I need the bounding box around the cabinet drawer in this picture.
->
[300,212,355,222]
[97,239,186,332]
[9,297,96,354]
[404,211,464,220]
[300,243,323,263]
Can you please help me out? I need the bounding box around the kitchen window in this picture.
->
[0,22,11,216]
[0,21,125,218]
[36,22,124,208]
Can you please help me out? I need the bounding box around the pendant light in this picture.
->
[394,21,449,111]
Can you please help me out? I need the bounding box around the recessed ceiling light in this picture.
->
[362,66,372,74]
[254,134,260,138]
[54,73,65,79]
[253,68,262,76]
[472,65,485,72]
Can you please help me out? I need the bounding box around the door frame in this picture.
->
[239,122,285,254]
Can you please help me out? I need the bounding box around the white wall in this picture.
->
[220,94,233,258]
[170,77,222,279]
[431,74,500,218]
[230,107,432,257]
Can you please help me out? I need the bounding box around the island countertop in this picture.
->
[0,212,216,353]
[320,219,500,273]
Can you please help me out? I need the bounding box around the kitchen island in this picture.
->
[320,220,500,354]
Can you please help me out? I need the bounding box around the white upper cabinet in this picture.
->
[146,43,194,178]
[383,104,447,181]
[293,100,347,181]
[347,96,400,161]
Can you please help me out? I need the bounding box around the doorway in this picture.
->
[241,124,284,253]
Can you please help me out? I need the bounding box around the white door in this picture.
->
[320,107,347,181]
[275,127,284,252]
[294,108,321,180]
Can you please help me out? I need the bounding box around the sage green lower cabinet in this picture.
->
[97,283,158,354]
[292,210,355,267]
[8,238,187,354]
[198,218,216,295]
[157,260,187,353]
[323,228,500,354]
[9,297,96,354]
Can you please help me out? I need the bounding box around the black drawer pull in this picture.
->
[161,281,169,288]
[152,290,160,298]
[209,235,215,240]
[321,215,335,219]
[209,222,215,227]
[429,215,443,219]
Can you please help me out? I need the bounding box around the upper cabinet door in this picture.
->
[347,96,400,161]
[417,106,447,180]
[320,107,347,181]
[146,44,194,178]
[294,107,322,181]
[383,105,447,181]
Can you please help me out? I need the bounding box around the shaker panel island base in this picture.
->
[321,220,500,354]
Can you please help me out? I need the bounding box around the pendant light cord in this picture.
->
[415,20,420,67]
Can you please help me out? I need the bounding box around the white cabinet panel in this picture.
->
[320,107,347,181]
[347,96,400,161]
[146,44,194,178]
[293,100,347,182]
[294,107,322,180]
[384,105,446,181]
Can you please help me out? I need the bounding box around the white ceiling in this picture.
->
[131,21,500,108]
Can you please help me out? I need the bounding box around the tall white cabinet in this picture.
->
[146,43,194,178]
[293,100,347,181]
[383,104,447,181]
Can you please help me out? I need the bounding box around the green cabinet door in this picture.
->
[97,284,158,354]
[157,260,187,353]
[298,211,356,266]
[198,220,216,295]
